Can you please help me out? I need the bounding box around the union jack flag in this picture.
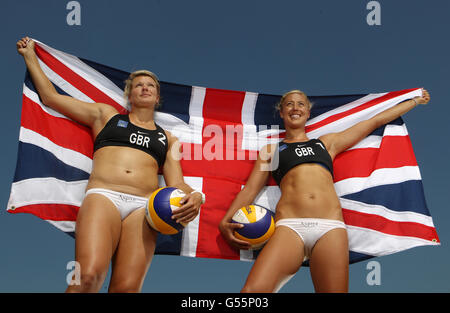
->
[7,40,440,264]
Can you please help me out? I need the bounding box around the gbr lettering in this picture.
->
[130,133,150,148]
[295,147,315,157]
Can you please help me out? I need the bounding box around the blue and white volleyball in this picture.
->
[232,204,275,249]
[145,187,186,234]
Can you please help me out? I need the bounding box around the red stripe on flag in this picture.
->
[34,44,127,114]
[343,208,440,243]
[194,89,249,259]
[21,94,93,158]
[333,135,417,182]
[196,178,244,259]
[180,152,255,185]
[9,204,79,222]
[202,88,246,123]
[306,89,418,133]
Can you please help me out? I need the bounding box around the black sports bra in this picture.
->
[93,114,168,168]
[271,138,333,185]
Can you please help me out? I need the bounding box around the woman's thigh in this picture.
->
[242,226,305,293]
[108,207,158,292]
[68,193,122,291]
[309,228,349,293]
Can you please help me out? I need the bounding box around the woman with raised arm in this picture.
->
[219,89,429,292]
[17,37,205,293]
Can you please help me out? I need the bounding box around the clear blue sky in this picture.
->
[1,0,449,292]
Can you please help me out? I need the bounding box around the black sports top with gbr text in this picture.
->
[271,138,333,185]
[93,114,168,168]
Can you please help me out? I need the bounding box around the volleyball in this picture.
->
[232,204,275,249]
[145,187,186,234]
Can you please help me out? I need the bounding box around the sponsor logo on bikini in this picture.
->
[300,221,318,227]
[120,194,135,202]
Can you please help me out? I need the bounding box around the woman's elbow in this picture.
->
[40,93,61,108]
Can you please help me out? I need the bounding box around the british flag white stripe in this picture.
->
[340,198,435,226]
[241,126,281,151]
[307,90,422,139]
[241,91,259,126]
[156,175,202,257]
[307,90,421,127]
[23,85,69,119]
[34,40,126,110]
[335,166,422,197]
[307,93,388,125]
[179,176,203,257]
[346,124,410,151]
[189,87,206,119]
[253,186,281,214]
[158,86,205,144]
[348,135,381,150]
[37,58,94,104]
[384,124,409,136]
[19,127,93,173]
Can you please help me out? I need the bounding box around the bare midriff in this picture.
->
[86,146,160,197]
[275,163,343,222]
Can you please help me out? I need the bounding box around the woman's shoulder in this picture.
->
[317,134,335,150]
[98,103,120,120]
[260,142,278,152]
[257,142,278,164]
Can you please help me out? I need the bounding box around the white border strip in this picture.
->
[46,220,76,233]
[8,178,88,210]
[347,225,439,256]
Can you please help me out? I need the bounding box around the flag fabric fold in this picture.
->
[8,40,440,264]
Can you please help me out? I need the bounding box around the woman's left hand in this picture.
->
[414,88,431,105]
[171,192,202,224]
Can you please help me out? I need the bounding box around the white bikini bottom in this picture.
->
[273,218,347,293]
[276,218,347,260]
[85,188,148,220]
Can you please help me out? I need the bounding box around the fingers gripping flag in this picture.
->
[7,40,440,264]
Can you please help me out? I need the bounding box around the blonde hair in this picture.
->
[124,70,161,108]
[276,89,313,111]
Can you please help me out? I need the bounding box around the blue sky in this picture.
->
[1,0,449,292]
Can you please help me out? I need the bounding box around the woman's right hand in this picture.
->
[219,219,252,250]
[17,37,35,57]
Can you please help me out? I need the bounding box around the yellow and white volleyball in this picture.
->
[232,204,275,250]
[145,187,186,234]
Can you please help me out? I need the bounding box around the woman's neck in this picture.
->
[283,127,309,142]
[129,108,155,128]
